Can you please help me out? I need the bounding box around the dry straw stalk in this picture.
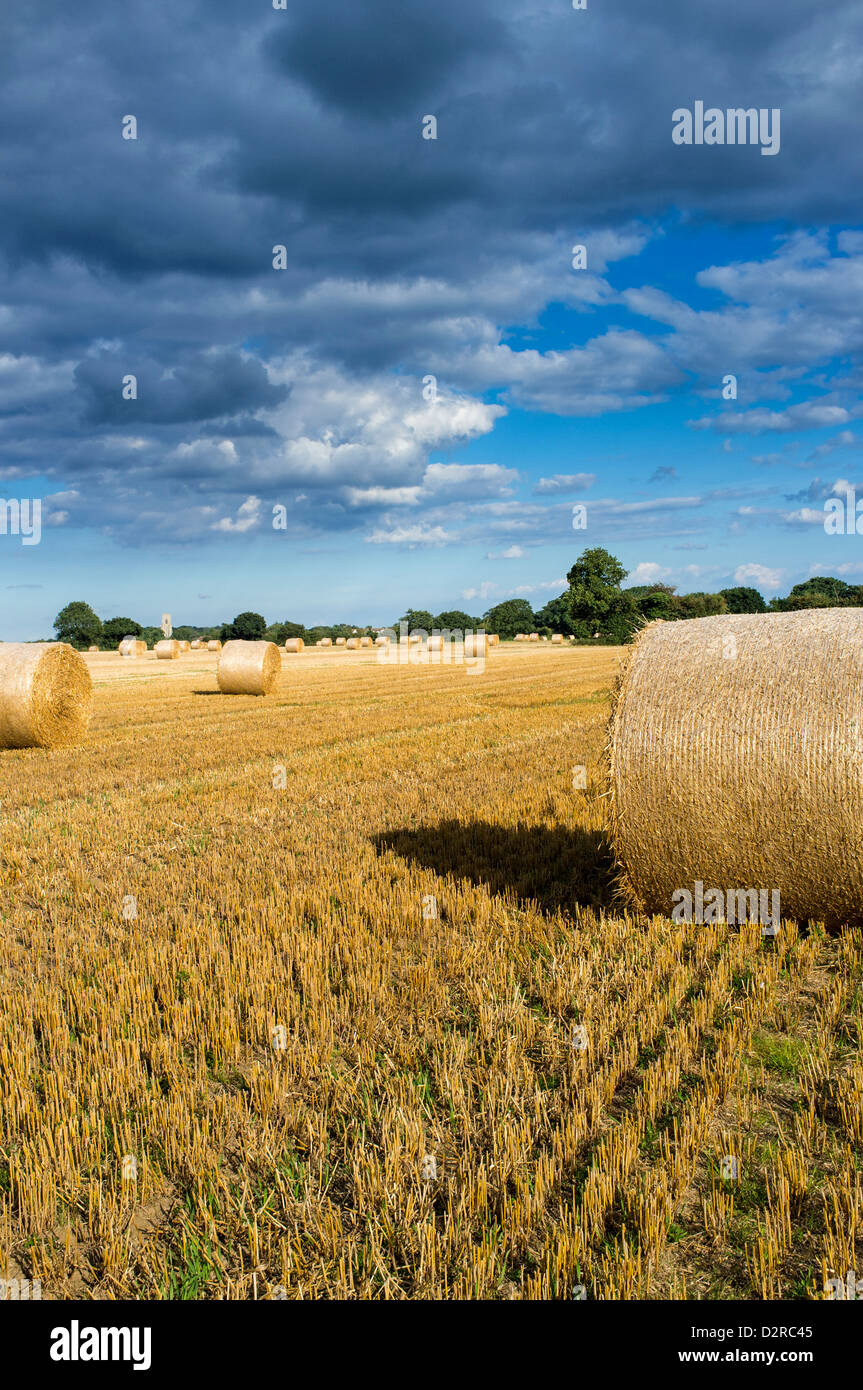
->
[217,640,281,696]
[0,642,92,749]
[607,609,863,928]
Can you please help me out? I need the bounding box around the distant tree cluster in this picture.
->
[49,566,863,651]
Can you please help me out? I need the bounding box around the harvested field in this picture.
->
[0,644,859,1300]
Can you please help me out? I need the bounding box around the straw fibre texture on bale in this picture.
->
[607,609,863,929]
[283,638,304,652]
[0,642,92,750]
[207,640,222,652]
[463,634,488,658]
[217,640,281,696]
[345,638,361,650]
[155,639,180,660]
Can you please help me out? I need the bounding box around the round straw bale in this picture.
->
[0,642,92,749]
[488,634,500,647]
[551,633,563,644]
[463,633,488,658]
[427,634,446,652]
[529,633,539,642]
[217,640,281,696]
[155,639,180,660]
[374,635,389,646]
[335,637,347,646]
[190,639,201,649]
[178,640,190,652]
[408,632,422,645]
[118,637,137,658]
[88,645,99,653]
[360,636,372,647]
[318,637,332,647]
[607,610,863,929]
[345,637,361,650]
[207,640,222,652]
[284,637,305,653]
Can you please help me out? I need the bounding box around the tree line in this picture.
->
[48,552,859,649]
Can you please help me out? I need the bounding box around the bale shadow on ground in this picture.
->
[373,820,616,917]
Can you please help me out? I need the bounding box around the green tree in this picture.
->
[102,616,142,648]
[434,610,479,634]
[221,610,267,641]
[53,601,103,650]
[534,594,574,634]
[718,586,767,614]
[267,619,305,643]
[397,609,435,634]
[675,591,728,619]
[566,548,638,643]
[778,576,852,610]
[483,599,536,639]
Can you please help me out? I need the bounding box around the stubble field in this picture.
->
[0,645,860,1299]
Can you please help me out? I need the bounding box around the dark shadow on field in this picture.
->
[374,820,615,916]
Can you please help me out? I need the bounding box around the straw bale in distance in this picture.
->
[155,639,180,660]
[529,633,539,642]
[551,634,563,644]
[190,639,202,649]
[463,633,488,658]
[284,637,304,653]
[207,640,222,652]
[88,646,99,653]
[335,637,347,646]
[318,638,332,647]
[607,608,863,929]
[360,636,372,647]
[345,638,361,650]
[0,642,92,750]
[217,640,281,696]
[374,635,389,646]
[118,637,137,658]
[488,634,500,647]
[178,640,190,652]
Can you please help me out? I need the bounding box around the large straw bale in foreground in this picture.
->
[0,643,92,749]
[217,640,281,696]
[155,639,180,660]
[607,610,863,928]
[284,637,304,653]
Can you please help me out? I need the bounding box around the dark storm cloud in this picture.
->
[74,351,288,426]
[267,0,512,119]
[2,0,863,541]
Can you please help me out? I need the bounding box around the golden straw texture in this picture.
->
[207,640,222,652]
[154,640,180,660]
[216,640,281,696]
[464,634,488,658]
[284,638,304,653]
[0,642,92,750]
[607,610,863,928]
[318,638,332,647]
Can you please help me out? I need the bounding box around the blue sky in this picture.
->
[2,1,863,639]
